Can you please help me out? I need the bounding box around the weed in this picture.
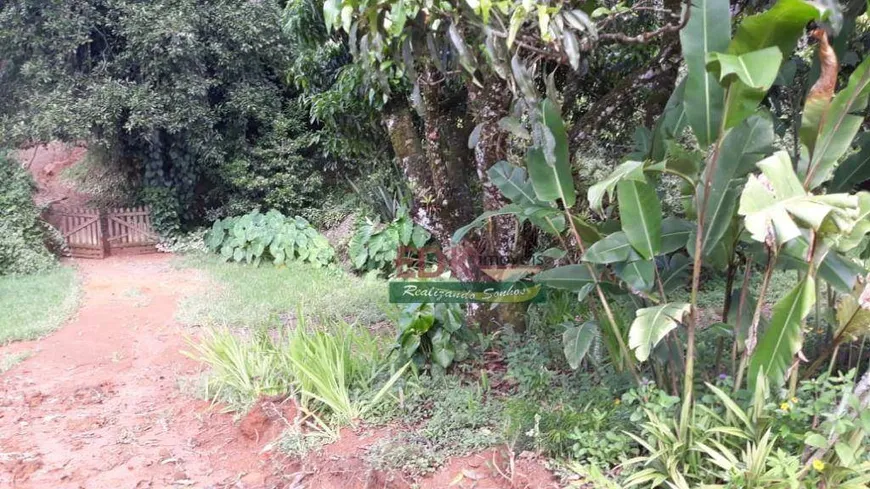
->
[185,314,407,435]
[183,327,294,411]
[366,375,502,477]
[274,424,335,459]
[286,317,409,426]
[0,266,79,344]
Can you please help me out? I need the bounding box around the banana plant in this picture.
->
[452,0,870,406]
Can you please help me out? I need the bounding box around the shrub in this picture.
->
[204,209,335,267]
[347,207,430,273]
[393,302,471,370]
[0,152,58,275]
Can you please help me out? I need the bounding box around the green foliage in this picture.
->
[504,398,638,467]
[276,425,335,459]
[204,210,335,268]
[394,302,470,370]
[367,375,501,477]
[562,321,599,370]
[141,186,182,237]
[624,373,870,488]
[0,153,59,275]
[348,207,430,272]
[627,303,691,362]
[185,317,405,425]
[184,327,294,409]
[213,100,338,220]
[0,266,79,344]
[0,0,363,225]
[285,318,409,426]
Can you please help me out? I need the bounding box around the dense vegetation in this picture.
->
[0,152,60,275]
[4,0,870,485]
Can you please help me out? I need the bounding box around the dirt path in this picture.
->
[19,143,90,208]
[0,255,272,489]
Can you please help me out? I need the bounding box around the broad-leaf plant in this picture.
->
[454,0,870,483]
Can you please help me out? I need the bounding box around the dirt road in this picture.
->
[0,255,272,489]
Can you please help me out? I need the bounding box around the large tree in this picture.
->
[0,0,346,226]
[315,0,690,329]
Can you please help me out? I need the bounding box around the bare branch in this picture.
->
[597,0,691,45]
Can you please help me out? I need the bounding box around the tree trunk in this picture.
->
[381,88,481,284]
[468,76,532,332]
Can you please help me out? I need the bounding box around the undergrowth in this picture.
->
[366,373,502,477]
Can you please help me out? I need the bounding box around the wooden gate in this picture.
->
[49,207,106,258]
[46,206,158,258]
[105,206,159,254]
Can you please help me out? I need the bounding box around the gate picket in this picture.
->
[46,206,158,258]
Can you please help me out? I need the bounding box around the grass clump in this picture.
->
[0,266,79,344]
[185,316,406,429]
[275,424,334,459]
[0,350,31,373]
[366,375,502,477]
[176,254,388,328]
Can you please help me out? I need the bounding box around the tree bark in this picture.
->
[467,76,532,332]
[381,86,481,284]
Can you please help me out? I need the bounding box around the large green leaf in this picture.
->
[837,192,870,252]
[680,0,731,147]
[570,215,603,244]
[523,205,567,236]
[706,47,783,129]
[738,151,860,246]
[451,205,525,243]
[834,282,870,343]
[697,111,776,258]
[805,55,870,189]
[588,160,645,213]
[411,225,430,248]
[748,276,815,391]
[533,264,595,291]
[660,217,693,254]
[727,0,823,56]
[660,254,691,292]
[488,161,541,206]
[649,80,688,162]
[628,302,691,362]
[777,237,865,292]
[582,231,633,264]
[614,259,655,292]
[527,99,576,206]
[563,321,599,369]
[829,132,870,193]
[617,179,661,259]
[430,328,456,368]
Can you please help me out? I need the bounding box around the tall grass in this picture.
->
[176,255,389,329]
[287,317,408,425]
[185,315,407,428]
[0,266,79,344]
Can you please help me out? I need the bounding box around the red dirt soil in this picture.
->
[0,255,559,489]
[0,255,279,488]
[1,147,559,488]
[19,143,90,208]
